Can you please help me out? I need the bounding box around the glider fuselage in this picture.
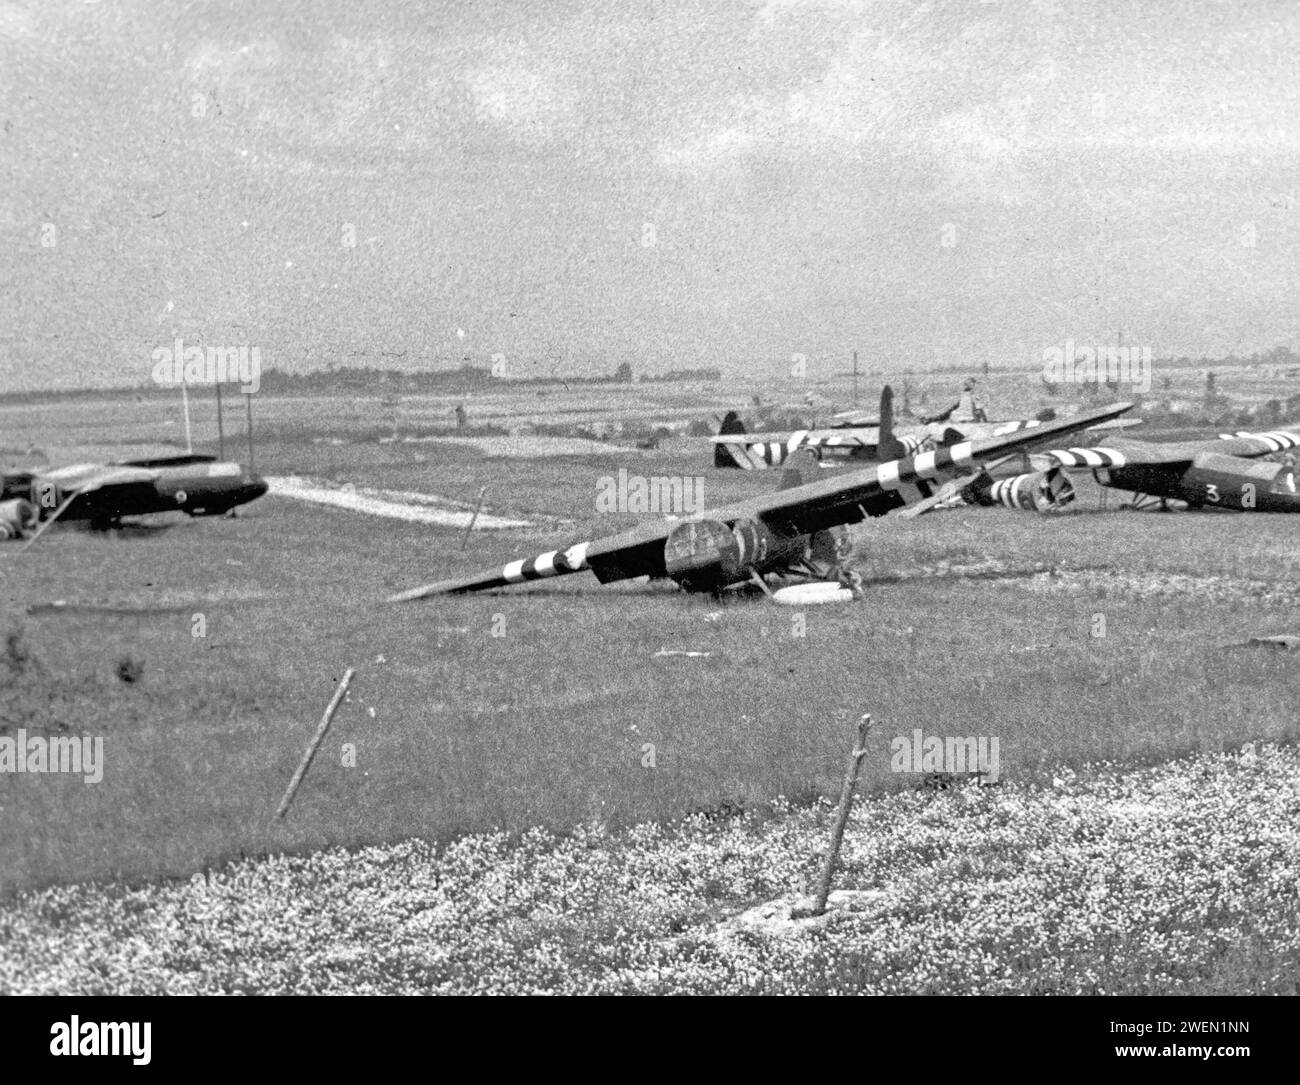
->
[9,455,268,528]
[1100,452,1300,511]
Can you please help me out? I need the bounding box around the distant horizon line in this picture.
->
[3,345,1299,402]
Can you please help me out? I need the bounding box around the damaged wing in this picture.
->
[389,399,1134,600]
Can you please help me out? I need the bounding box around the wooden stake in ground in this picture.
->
[461,486,487,549]
[276,668,355,819]
[803,713,873,917]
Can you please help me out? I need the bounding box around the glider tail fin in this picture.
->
[875,385,907,461]
[778,447,821,490]
[714,411,746,468]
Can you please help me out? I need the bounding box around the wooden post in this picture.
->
[461,486,487,549]
[181,379,193,453]
[276,668,355,819]
[244,393,255,476]
[803,713,873,917]
[216,382,225,459]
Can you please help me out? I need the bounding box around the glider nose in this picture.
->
[1275,490,1300,512]
[1265,468,1300,510]
[245,473,269,503]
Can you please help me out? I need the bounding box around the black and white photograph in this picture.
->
[1,0,1295,1046]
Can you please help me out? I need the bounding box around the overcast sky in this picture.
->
[2,0,1298,391]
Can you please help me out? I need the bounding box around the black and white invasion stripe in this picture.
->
[989,476,1029,509]
[986,471,1073,512]
[497,541,592,585]
[1042,446,1128,468]
[875,441,980,501]
[386,540,596,601]
[729,441,788,469]
[1219,430,1300,453]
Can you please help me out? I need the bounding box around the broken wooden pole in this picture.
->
[461,486,487,549]
[276,667,355,819]
[807,713,873,916]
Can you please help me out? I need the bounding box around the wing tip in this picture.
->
[386,582,462,603]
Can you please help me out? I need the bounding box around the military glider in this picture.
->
[389,396,1134,600]
[710,387,1061,470]
[0,453,269,544]
[1041,428,1300,512]
[922,428,1300,514]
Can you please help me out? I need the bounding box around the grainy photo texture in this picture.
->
[0,0,1296,1019]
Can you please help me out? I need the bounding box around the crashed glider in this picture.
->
[389,395,1134,600]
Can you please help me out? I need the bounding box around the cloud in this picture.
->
[657,23,943,172]
[753,0,888,24]
[921,102,1032,205]
[463,42,577,143]
[185,37,285,82]
[663,0,1300,207]
[0,3,35,40]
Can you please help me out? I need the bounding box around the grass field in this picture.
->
[3,391,1299,894]
[1,388,1298,993]
[4,744,1299,995]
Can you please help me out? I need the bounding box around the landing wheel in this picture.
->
[835,567,866,598]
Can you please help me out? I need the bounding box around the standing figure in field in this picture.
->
[923,377,987,425]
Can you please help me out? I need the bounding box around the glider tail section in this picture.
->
[714,411,747,468]
[875,385,907,462]
[778,448,821,490]
[977,466,1076,512]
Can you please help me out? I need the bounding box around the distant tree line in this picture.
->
[0,361,725,403]
[243,362,720,393]
[639,367,722,383]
